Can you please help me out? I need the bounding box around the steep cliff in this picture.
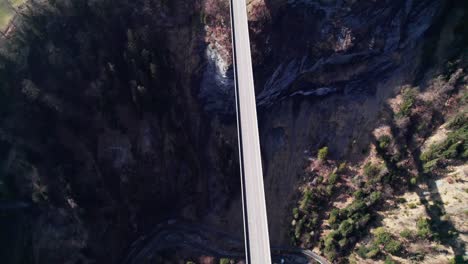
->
[1,1,241,263]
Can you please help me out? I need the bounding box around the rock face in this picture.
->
[255,0,442,243]
[1,0,466,263]
[202,0,444,108]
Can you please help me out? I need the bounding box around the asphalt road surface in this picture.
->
[230,0,272,263]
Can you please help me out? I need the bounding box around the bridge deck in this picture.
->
[230,0,272,263]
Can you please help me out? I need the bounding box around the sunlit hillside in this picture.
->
[0,0,25,31]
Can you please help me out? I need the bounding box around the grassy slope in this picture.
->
[0,0,25,30]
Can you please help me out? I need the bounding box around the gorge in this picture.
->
[0,0,466,263]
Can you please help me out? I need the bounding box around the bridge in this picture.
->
[230,0,271,263]
[230,1,328,263]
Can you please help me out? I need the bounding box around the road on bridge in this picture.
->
[230,0,272,263]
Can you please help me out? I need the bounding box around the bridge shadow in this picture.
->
[410,147,466,259]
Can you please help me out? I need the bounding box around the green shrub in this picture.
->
[292,207,299,219]
[396,197,407,203]
[447,112,467,130]
[449,255,466,264]
[325,249,337,262]
[384,239,402,254]
[328,208,339,227]
[308,212,319,227]
[443,141,463,159]
[384,256,397,264]
[375,227,392,245]
[390,152,402,163]
[323,231,339,261]
[318,146,329,161]
[303,232,312,244]
[338,238,348,248]
[317,175,324,183]
[329,172,339,185]
[356,213,371,228]
[356,245,369,258]
[299,189,313,210]
[295,218,305,239]
[410,177,418,185]
[219,258,231,264]
[339,219,355,237]
[408,203,417,209]
[366,248,380,259]
[369,191,382,205]
[363,162,381,178]
[358,244,381,259]
[353,190,364,199]
[367,228,404,256]
[421,120,468,172]
[462,91,468,104]
[325,230,339,245]
[338,162,347,173]
[345,200,366,217]
[417,217,432,239]
[397,86,418,117]
[400,229,414,239]
[294,227,301,240]
[422,159,439,173]
[378,135,392,150]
